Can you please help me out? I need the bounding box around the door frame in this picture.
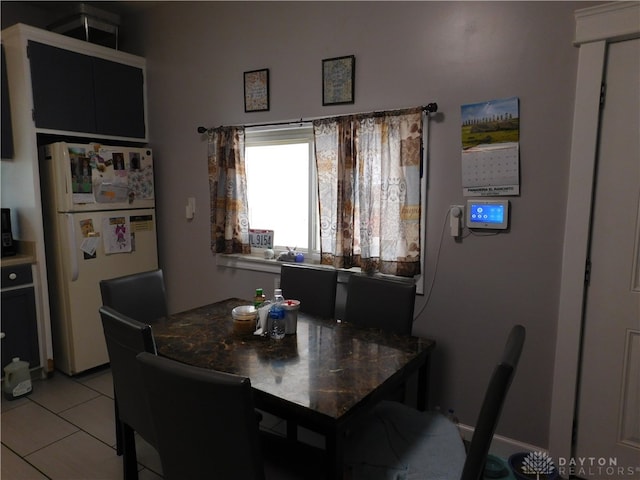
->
[549,1,640,463]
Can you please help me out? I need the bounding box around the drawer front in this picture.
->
[1,264,33,289]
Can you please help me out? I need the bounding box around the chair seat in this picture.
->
[345,401,466,480]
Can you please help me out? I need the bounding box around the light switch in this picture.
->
[186,197,196,219]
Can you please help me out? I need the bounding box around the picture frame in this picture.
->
[244,68,270,112]
[322,55,355,105]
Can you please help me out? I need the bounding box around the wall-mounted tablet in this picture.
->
[466,199,510,229]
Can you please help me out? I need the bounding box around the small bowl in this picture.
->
[232,305,258,321]
[282,299,300,311]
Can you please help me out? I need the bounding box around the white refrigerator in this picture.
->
[39,142,158,375]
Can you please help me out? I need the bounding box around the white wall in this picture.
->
[2,0,594,450]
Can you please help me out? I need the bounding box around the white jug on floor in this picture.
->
[3,357,32,400]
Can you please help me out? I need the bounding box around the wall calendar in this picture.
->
[460,97,520,196]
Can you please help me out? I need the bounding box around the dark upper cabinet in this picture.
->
[93,58,145,138]
[28,41,95,133]
[28,41,145,139]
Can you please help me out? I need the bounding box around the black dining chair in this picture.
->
[99,269,168,325]
[279,263,338,318]
[344,324,526,480]
[136,352,325,480]
[344,273,416,335]
[136,352,264,480]
[99,306,158,480]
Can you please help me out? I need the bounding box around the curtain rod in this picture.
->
[196,102,438,135]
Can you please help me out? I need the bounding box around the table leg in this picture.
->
[325,429,344,480]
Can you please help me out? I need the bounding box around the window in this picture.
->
[244,125,319,255]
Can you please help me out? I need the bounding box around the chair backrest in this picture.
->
[461,324,526,480]
[345,274,416,335]
[279,264,338,318]
[100,269,168,324]
[99,306,157,446]
[136,352,265,480]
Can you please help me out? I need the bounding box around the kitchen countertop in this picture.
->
[1,241,36,267]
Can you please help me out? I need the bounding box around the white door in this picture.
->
[574,37,640,474]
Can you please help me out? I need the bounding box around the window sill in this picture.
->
[216,252,423,294]
[216,252,348,276]
[216,253,290,275]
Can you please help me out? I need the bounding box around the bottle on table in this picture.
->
[254,288,266,308]
[269,288,286,340]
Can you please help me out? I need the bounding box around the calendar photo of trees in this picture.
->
[461,97,519,150]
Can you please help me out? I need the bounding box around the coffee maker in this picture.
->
[1,208,16,257]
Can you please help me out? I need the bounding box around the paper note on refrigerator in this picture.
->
[95,182,130,203]
[69,146,95,204]
[103,216,132,254]
[127,150,154,200]
[80,236,100,256]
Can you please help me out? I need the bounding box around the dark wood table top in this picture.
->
[152,298,435,425]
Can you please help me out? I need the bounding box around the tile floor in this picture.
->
[1,366,323,479]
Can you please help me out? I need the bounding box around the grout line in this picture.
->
[1,442,52,480]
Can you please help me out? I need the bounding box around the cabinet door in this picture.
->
[1,287,40,372]
[93,57,145,138]
[28,41,96,133]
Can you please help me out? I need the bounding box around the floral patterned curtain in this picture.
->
[313,108,423,277]
[208,126,251,254]
[313,116,357,268]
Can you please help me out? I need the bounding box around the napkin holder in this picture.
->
[254,302,272,336]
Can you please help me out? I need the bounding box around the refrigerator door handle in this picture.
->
[66,213,79,282]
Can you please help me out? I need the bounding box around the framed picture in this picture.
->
[244,68,269,112]
[322,55,355,105]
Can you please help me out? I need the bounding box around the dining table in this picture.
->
[152,297,436,480]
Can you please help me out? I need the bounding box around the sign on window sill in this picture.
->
[248,229,274,249]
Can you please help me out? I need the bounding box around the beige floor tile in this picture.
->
[28,373,100,413]
[78,368,114,398]
[1,401,78,456]
[1,444,48,480]
[1,394,31,413]
[59,395,117,447]
[25,430,122,480]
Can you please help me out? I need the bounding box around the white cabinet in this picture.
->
[0,23,149,374]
